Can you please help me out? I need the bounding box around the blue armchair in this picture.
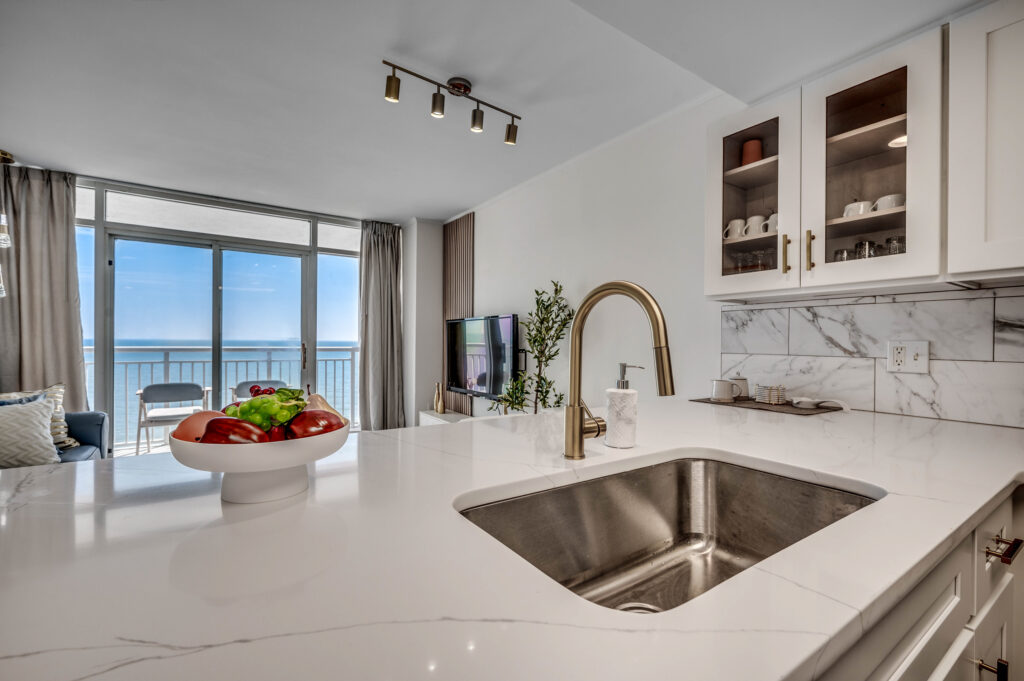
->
[60,411,109,462]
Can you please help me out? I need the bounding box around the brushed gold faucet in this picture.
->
[564,281,675,460]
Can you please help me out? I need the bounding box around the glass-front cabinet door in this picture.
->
[704,88,801,297]
[800,27,942,288]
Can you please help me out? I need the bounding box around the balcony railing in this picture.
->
[84,345,359,451]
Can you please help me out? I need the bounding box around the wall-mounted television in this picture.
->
[445,315,519,400]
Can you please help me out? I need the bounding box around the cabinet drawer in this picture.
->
[973,496,1014,615]
[820,535,972,681]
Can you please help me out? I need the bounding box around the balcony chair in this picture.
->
[136,382,210,455]
[231,379,287,403]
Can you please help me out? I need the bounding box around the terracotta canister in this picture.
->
[741,139,763,166]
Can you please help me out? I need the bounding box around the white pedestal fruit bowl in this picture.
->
[169,425,349,503]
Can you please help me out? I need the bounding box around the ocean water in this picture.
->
[84,339,359,446]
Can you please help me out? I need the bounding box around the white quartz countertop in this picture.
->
[2,398,1023,681]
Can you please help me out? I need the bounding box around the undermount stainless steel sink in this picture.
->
[462,458,876,613]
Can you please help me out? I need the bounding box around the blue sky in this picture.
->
[76,229,358,343]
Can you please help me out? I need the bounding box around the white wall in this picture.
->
[468,93,743,413]
[401,218,444,424]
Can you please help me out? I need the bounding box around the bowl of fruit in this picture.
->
[169,385,349,504]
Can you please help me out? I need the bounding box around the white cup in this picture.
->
[843,201,874,218]
[745,215,767,236]
[763,213,778,234]
[872,194,905,211]
[723,219,745,239]
[711,379,741,402]
[730,376,749,397]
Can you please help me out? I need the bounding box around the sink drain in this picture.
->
[615,601,663,614]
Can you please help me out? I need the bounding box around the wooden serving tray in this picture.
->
[690,397,842,415]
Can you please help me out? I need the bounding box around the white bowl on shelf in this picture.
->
[169,424,349,503]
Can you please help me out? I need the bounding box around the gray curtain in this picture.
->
[358,220,405,430]
[0,167,88,411]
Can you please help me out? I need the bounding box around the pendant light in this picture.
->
[431,86,445,118]
[504,118,518,145]
[384,67,401,102]
[470,104,484,133]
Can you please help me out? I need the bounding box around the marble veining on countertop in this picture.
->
[1,397,1023,681]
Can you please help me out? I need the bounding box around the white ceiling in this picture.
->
[0,0,714,222]
[2,0,985,222]
[570,0,985,103]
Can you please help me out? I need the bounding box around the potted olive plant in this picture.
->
[489,281,575,415]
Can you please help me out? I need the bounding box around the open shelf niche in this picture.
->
[721,118,779,276]
[824,67,908,263]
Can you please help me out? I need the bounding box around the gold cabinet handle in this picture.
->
[805,230,816,271]
[985,536,1023,564]
[977,658,1008,681]
[781,234,792,273]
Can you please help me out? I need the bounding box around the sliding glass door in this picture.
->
[78,180,362,454]
[221,250,303,408]
[112,239,213,451]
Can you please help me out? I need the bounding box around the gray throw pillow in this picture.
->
[0,398,61,468]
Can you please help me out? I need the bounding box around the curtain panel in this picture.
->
[0,167,88,411]
[358,220,405,430]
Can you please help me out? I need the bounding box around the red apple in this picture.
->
[286,409,344,439]
[200,417,269,444]
[268,424,287,442]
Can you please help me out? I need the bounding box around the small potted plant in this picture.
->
[490,281,574,415]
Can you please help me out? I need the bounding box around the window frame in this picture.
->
[75,177,362,445]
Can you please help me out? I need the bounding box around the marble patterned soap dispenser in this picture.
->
[605,363,641,449]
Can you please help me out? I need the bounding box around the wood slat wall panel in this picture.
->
[443,213,474,415]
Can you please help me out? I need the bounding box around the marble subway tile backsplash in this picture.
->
[789,299,993,360]
[721,309,788,354]
[722,354,875,410]
[720,286,1024,428]
[995,297,1024,362]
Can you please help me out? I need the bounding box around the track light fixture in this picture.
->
[382,59,521,146]
[504,118,518,146]
[0,150,14,164]
[431,87,445,118]
[384,66,401,102]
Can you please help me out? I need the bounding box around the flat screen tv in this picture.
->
[445,315,519,400]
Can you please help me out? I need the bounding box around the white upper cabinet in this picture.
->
[948,0,1024,278]
[704,89,801,297]
[800,28,943,288]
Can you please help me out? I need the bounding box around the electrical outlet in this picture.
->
[886,340,929,374]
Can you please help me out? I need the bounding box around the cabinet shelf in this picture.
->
[723,230,777,245]
[723,155,779,189]
[826,114,907,167]
[825,205,906,239]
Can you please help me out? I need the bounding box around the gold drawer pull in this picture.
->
[977,658,1008,681]
[805,230,815,271]
[985,536,1023,564]
[781,234,792,273]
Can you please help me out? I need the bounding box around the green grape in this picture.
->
[224,405,239,418]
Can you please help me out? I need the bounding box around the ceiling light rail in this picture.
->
[382,59,522,145]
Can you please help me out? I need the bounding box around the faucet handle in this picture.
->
[617,363,645,389]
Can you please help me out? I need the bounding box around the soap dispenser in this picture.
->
[605,363,641,449]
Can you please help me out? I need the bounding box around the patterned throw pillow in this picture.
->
[0,398,61,468]
[0,384,80,449]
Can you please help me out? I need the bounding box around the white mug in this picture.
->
[745,215,767,236]
[872,194,905,211]
[723,218,745,239]
[730,376,749,397]
[711,379,741,402]
[843,201,874,218]
[763,213,778,234]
